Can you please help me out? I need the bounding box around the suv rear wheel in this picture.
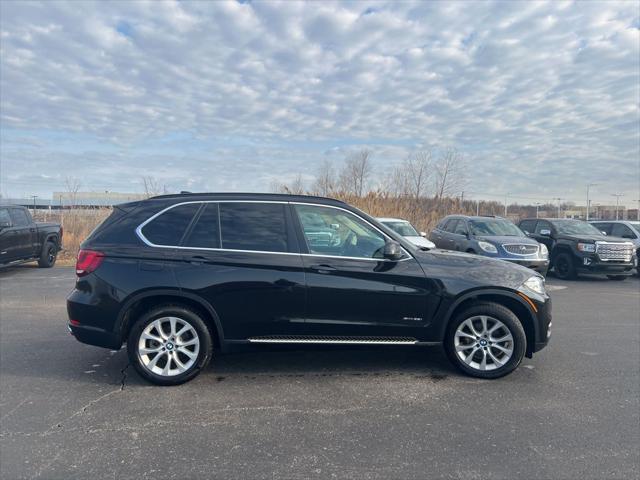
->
[128,305,213,386]
[445,302,526,379]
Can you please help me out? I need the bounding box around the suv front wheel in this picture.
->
[128,305,213,386]
[445,302,526,379]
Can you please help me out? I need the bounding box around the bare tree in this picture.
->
[64,177,82,207]
[142,176,167,198]
[271,174,305,195]
[339,149,372,196]
[405,150,432,201]
[312,159,336,196]
[434,148,466,199]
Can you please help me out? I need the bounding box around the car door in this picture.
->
[8,208,35,260]
[292,203,438,339]
[167,201,307,340]
[531,220,555,251]
[439,219,458,249]
[451,219,469,251]
[0,208,16,262]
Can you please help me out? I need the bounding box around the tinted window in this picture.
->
[519,220,536,233]
[9,208,30,227]
[141,203,200,246]
[183,203,221,248]
[295,204,387,259]
[611,223,636,239]
[220,203,288,252]
[453,220,468,235]
[0,209,11,225]
[552,220,601,235]
[535,221,552,234]
[444,219,458,233]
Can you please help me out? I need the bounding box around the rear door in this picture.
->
[450,219,469,251]
[169,201,307,340]
[0,208,16,262]
[292,203,437,339]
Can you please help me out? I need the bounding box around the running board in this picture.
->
[248,335,419,345]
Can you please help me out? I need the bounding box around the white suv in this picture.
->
[377,217,436,249]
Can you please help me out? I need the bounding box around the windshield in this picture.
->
[553,220,602,235]
[469,219,524,237]
[382,221,419,237]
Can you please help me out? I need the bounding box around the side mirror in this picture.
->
[601,231,607,236]
[539,229,551,236]
[523,230,531,236]
[420,231,427,237]
[0,221,11,230]
[383,240,404,261]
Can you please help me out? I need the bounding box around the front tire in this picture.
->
[128,305,213,386]
[37,241,57,268]
[553,252,577,280]
[445,302,526,379]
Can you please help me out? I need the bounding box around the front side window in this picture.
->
[444,219,458,233]
[9,209,30,227]
[535,221,553,234]
[453,220,468,236]
[141,203,200,246]
[219,203,288,252]
[295,204,386,259]
[519,220,536,234]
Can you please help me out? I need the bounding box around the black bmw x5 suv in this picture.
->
[68,193,552,385]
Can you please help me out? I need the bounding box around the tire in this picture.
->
[553,252,577,280]
[127,305,213,386]
[444,302,527,379]
[606,275,627,281]
[37,241,57,268]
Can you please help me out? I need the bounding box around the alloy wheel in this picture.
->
[454,315,514,371]
[137,316,200,377]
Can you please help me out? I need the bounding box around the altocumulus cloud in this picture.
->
[0,0,638,204]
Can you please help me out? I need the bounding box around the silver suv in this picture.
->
[590,220,640,274]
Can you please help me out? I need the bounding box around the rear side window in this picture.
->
[453,220,468,235]
[444,219,458,233]
[519,220,536,233]
[183,203,221,248]
[220,203,288,252]
[0,209,11,225]
[141,203,200,246]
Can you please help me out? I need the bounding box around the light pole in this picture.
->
[611,194,624,220]
[504,193,510,217]
[30,195,38,214]
[553,197,563,218]
[586,183,598,221]
[534,202,541,219]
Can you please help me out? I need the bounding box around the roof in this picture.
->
[148,192,349,206]
[442,215,505,220]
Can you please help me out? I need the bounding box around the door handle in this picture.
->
[309,264,337,274]
[188,255,207,265]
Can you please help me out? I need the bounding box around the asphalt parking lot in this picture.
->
[0,266,638,479]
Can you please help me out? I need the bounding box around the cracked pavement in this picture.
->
[1,266,638,479]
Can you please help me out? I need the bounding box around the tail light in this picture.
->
[76,249,104,276]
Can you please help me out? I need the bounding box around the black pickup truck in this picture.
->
[518,218,636,280]
[0,205,63,268]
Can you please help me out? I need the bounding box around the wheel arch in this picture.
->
[116,289,224,349]
[438,288,539,358]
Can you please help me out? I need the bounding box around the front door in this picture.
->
[292,203,436,339]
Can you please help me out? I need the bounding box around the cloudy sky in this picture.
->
[1,0,638,206]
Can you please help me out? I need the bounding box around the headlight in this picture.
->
[577,243,595,253]
[522,276,546,295]
[477,241,498,253]
[539,243,548,258]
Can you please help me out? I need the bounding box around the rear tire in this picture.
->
[553,252,577,280]
[445,302,526,379]
[37,241,57,268]
[606,275,627,281]
[128,305,213,386]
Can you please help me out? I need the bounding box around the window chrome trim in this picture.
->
[135,200,413,262]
